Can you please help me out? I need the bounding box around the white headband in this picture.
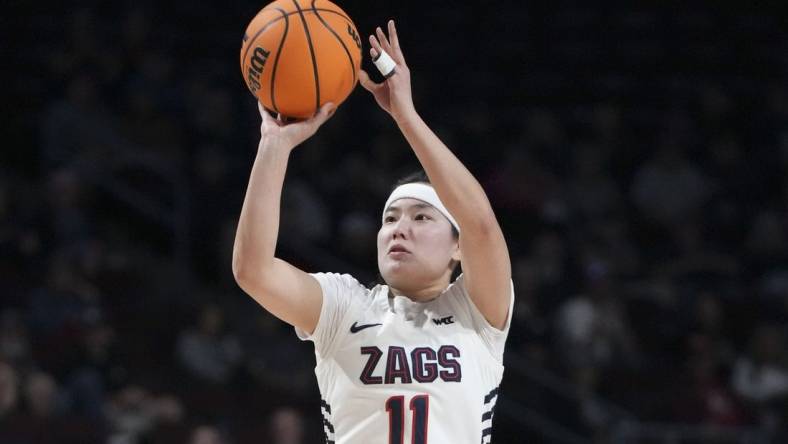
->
[383,183,460,232]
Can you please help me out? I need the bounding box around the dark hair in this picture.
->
[395,170,431,188]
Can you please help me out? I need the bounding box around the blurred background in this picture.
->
[2,1,788,443]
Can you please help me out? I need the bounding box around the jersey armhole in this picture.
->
[450,275,515,363]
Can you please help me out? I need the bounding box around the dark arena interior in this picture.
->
[2,1,787,443]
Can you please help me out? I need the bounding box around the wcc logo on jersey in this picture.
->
[432,315,454,325]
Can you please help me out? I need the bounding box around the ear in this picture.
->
[451,242,462,263]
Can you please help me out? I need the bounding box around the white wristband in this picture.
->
[372,49,397,78]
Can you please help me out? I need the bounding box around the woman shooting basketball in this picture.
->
[233,20,513,444]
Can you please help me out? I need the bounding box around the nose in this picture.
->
[391,217,409,240]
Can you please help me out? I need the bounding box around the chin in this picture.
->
[382,266,431,290]
[380,264,411,286]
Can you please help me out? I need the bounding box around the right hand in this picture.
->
[358,20,416,124]
[258,102,335,151]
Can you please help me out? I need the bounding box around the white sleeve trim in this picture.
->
[294,272,364,359]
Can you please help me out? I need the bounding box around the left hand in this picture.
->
[257,101,335,151]
[359,20,417,124]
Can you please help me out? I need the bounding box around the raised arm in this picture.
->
[232,103,334,334]
[359,21,512,329]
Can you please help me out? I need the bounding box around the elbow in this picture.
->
[232,254,275,292]
[231,241,264,286]
[233,262,266,299]
[231,260,245,284]
[232,255,261,288]
[232,259,251,288]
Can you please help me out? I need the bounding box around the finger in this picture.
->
[259,102,278,126]
[375,26,392,54]
[387,20,406,66]
[306,102,336,129]
[388,20,399,50]
[358,69,381,93]
[259,101,272,120]
[318,102,336,120]
[369,34,382,57]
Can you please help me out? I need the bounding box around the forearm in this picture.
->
[396,112,496,231]
[232,141,291,279]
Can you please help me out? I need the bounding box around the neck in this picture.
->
[388,279,450,302]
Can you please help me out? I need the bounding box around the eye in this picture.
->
[415,213,432,221]
[383,215,396,223]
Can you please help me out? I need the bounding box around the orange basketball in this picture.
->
[240,0,362,119]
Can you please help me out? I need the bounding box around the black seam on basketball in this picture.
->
[242,14,279,72]
[242,8,354,64]
[269,8,289,114]
[264,6,352,24]
[242,8,291,72]
[311,0,357,86]
[292,0,320,112]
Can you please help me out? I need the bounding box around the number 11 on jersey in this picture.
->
[385,394,429,444]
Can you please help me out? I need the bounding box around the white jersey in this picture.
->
[296,273,514,444]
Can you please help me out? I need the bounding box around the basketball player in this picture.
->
[233,20,513,443]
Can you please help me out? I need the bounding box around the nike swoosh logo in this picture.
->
[350,321,383,333]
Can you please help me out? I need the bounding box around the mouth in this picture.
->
[388,245,411,254]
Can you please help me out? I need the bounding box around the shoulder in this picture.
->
[441,274,470,300]
[437,274,474,316]
[442,273,514,332]
[311,272,368,294]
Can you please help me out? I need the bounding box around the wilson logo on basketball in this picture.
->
[246,47,271,94]
[347,24,361,49]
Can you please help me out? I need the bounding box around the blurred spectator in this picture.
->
[66,320,120,419]
[567,144,622,219]
[555,262,638,372]
[105,385,184,443]
[267,406,305,444]
[508,257,549,359]
[190,425,227,444]
[337,210,377,267]
[654,219,741,279]
[242,311,312,396]
[746,209,788,266]
[279,178,331,246]
[41,73,111,169]
[0,361,18,418]
[176,304,242,384]
[46,168,94,246]
[0,310,33,370]
[28,248,102,336]
[630,143,714,227]
[486,150,559,217]
[731,325,788,432]
[525,230,573,313]
[105,386,156,441]
[673,334,748,426]
[689,292,735,366]
[23,371,60,418]
[732,325,788,403]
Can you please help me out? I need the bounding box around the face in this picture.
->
[377,197,460,293]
